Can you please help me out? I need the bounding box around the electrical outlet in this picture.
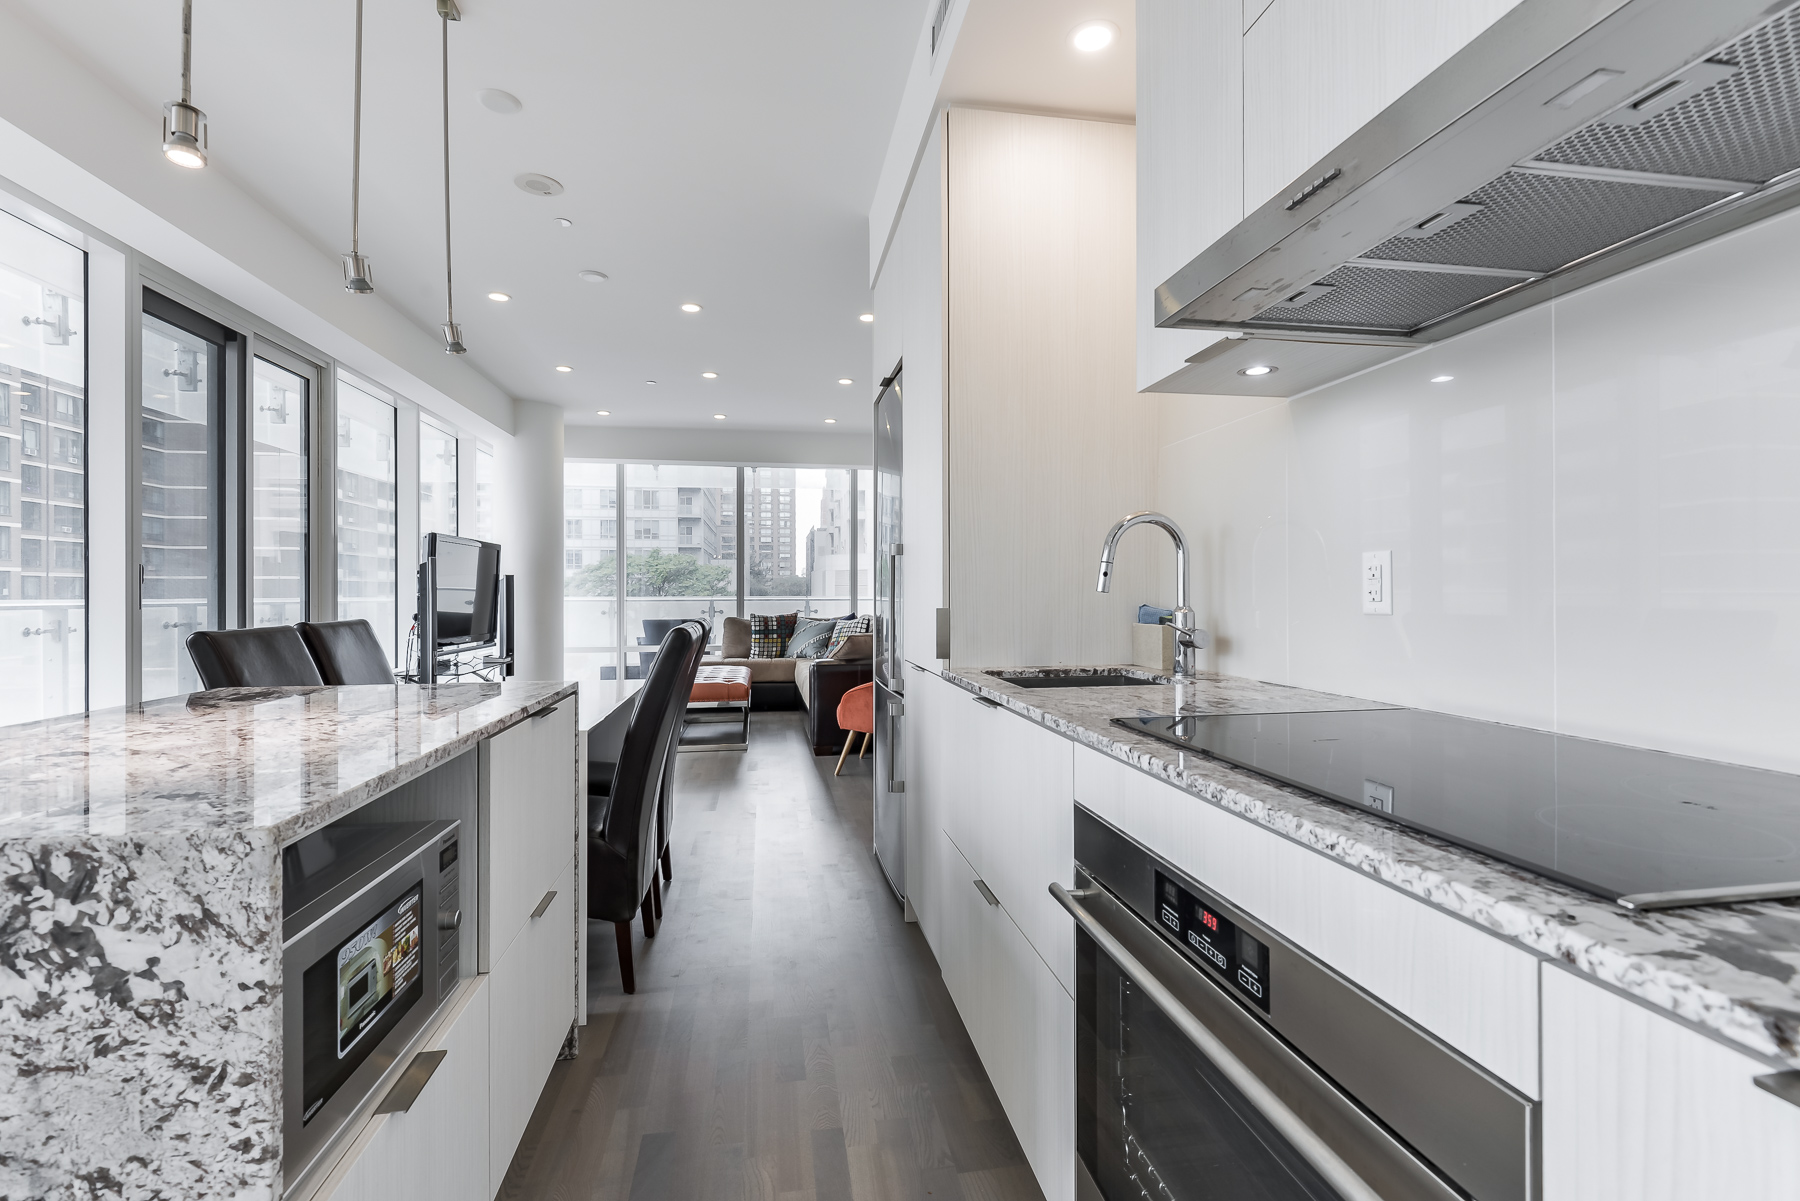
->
[1362,550,1392,615]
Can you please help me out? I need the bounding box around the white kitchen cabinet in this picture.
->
[970,703,1076,994]
[322,979,491,1201]
[480,702,578,970]
[1074,744,1541,1096]
[1240,0,1522,211]
[938,828,1076,1201]
[1541,966,1800,1200]
[1136,0,1244,391]
[487,857,577,1195]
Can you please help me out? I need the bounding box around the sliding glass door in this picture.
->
[336,378,398,664]
[140,293,224,701]
[250,354,308,627]
[0,209,87,725]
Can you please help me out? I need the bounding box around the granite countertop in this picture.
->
[940,664,1800,1069]
[0,679,576,848]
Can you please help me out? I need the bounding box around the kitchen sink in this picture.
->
[990,670,1167,689]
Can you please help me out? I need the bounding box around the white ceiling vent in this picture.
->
[513,173,564,197]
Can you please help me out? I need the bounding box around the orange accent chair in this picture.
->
[835,681,875,776]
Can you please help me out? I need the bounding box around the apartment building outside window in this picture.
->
[420,414,458,536]
[0,209,85,725]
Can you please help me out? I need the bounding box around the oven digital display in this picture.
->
[1154,871,1270,1012]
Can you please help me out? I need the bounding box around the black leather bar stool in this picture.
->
[295,619,396,684]
[655,620,708,885]
[588,624,694,994]
[186,627,325,690]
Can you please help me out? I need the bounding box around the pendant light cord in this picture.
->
[181,0,193,105]
[350,0,363,255]
[441,14,455,328]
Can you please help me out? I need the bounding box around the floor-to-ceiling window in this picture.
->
[565,460,865,712]
[336,377,397,664]
[250,355,308,627]
[474,440,495,542]
[140,293,223,701]
[622,463,737,681]
[564,460,619,701]
[746,467,855,619]
[420,414,458,538]
[0,209,86,725]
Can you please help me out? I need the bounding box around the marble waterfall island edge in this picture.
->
[0,679,575,1201]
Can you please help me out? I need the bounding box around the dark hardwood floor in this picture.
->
[497,711,1045,1201]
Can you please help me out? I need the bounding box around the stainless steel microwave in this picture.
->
[281,820,462,1190]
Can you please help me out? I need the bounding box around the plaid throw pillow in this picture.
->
[748,612,798,658]
[826,614,871,657]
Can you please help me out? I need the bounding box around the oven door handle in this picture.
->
[1050,882,1388,1201]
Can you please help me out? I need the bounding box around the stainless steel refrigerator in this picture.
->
[872,366,905,903]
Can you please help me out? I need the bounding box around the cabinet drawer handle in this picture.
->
[531,890,557,919]
[971,695,1000,709]
[375,1049,447,1115]
[533,704,561,720]
[1756,1071,1800,1109]
[973,879,999,906]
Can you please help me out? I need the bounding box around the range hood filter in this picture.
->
[1160,0,1800,366]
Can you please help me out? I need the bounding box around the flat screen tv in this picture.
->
[423,533,500,647]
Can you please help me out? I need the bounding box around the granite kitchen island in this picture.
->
[0,680,580,1201]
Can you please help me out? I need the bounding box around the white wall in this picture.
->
[500,401,565,682]
[1154,202,1800,773]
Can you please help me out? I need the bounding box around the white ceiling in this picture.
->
[8,0,922,433]
[942,0,1136,121]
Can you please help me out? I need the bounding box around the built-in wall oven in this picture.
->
[1062,808,1537,1201]
[281,820,463,1190]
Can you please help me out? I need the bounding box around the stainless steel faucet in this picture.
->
[1096,511,1208,677]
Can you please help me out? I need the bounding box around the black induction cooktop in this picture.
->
[1114,709,1800,911]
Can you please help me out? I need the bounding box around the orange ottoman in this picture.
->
[835,681,875,775]
[683,665,752,751]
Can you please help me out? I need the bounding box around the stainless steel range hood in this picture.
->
[1157,0,1800,396]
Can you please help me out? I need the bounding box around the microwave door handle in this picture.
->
[1049,883,1387,1201]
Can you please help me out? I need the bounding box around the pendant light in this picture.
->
[342,0,374,293]
[162,0,208,168]
[438,0,466,354]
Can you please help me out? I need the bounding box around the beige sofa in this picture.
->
[701,615,873,753]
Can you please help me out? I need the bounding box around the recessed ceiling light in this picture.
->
[153,392,169,399]
[555,365,573,373]
[1431,374,1455,383]
[645,380,657,385]
[1238,365,1276,377]
[824,418,837,424]
[595,409,611,416]
[713,413,727,420]
[680,303,702,313]
[859,313,874,323]
[1071,20,1119,52]
[577,269,609,283]
[487,292,510,302]
[701,371,718,379]
[554,217,573,228]
[477,88,522,114]
[838,378,854,385]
